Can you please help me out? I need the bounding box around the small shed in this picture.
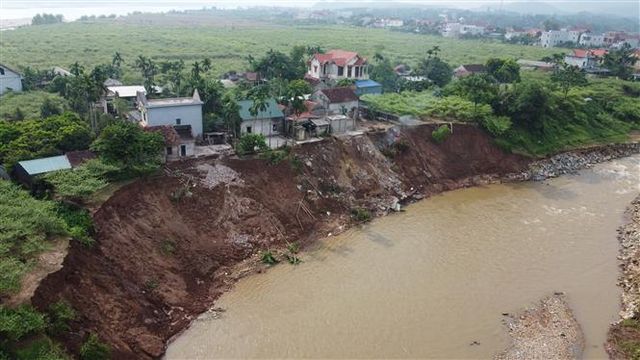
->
[13,155,72,186]
[355,80,383,96]
[327,115,356,134]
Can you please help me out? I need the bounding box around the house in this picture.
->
[564,49,607,69]
[12,151,95,186]
[327,114,356,134]
[540,29,583,48]
[579,33,606,47]
[146,125,195,160]
[137,90,204,138]
[355,79,383,96]
[102,85,147,114]
[0,64,22,95]
[313,87,359,116]
[285,100,325,140]
[307,49,369,81]
[237,98,285,137]
[453,64,487,78]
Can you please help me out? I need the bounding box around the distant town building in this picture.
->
[307,49,369,82]
[442,23,485,38]
[579,33,606,47]
[540,29,585,47]
[0,64,22,95]
[137,90,204,138]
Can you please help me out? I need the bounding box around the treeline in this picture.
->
[31,13,64,26]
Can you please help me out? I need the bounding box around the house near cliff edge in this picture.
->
[136,90,204,139]
[12,150,96,186]
[145,125,195,160]
[312,87,359,117]
[237,98,286,148]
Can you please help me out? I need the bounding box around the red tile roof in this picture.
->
[572,49,608,58]
[65,150,96,168]
[145,125,181,146]
[320,87,359,103]
[312,49,367,67]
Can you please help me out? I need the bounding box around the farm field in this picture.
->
[0,18,561,83]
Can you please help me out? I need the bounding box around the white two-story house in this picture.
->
[0,64,23,95]
[307,49,369,81]
[137,90,204,138]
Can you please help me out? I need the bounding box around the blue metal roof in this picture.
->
[355,80,382,88]
[237,99,284,121]
[18,155,71,175]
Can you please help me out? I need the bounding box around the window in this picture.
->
[272,123,277,132]
[0,68,4,75]
[313,65,318,73]
[166,147,173,155]
[246,126,252,133]
[347,66,352,77]
[180,145,187,157]
[337,66,344,76]
[176,118,181,125]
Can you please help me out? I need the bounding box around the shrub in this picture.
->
[47,301,76,334]
[91,121,164,170]
[12,335,70,360]
[0,305,47,341]
[482,116,512,136]
[80,333,110,360]
[431,125,452,143]
[289,156,303,174]
[351,208,372,223]
[0,181,67,295]
[43,160,120,200]
[237,134,268,155]
[56,203,94,247]
[261,147,290,165]
[260,250,278,265]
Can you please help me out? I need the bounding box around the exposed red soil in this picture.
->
[32,124,530,358]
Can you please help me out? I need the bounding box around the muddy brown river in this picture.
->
[167,156,640,359]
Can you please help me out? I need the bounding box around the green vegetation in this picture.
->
[260,250,279,265]
[0,112,92,169]
[351,208,372,223]
[431,125,452,143]
[46,300,76,335]
[91,121,164,172]
[0,305,47,341]
[43,160,120,201]
[79,333,110,360]
[55,203,95,247]
[0,91,69,121]
[0,22,559,82]
[237,134,269,155]
[0,181,67,295]
[362,91,437,116]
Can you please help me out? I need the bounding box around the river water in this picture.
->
[167,156,640,359]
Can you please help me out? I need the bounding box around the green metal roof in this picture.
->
[18,155,71,175]
[237,99,284,121]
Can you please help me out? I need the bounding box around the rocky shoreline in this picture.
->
[606,195,640,358]
[496,294,585,360]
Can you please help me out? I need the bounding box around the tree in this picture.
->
[91,121,164,170]
[134,56,158,94]
[160,60,185,95]
[221,93,242,138]
[286,80,312,116]
[508,81,551,132]
[112,52,124,67]
[445,74,497,116]
[31,13,63,25]
[603,44,635,80]
[237,134,268,155]
[551,62,587,98]
[250,49,298,80]
[202,58,212,72]
[416,47,452,87]
[40,98,61,118]
[486,58,521,84]
[247,84,271,146]
[369,55,399,92]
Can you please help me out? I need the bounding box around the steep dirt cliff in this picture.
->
[33,124,530,358]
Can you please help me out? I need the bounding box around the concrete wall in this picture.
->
[240,117,284,137]
[144,105,203,137]
[328,101,359,115]
[165,141,196,161]
[0,67,22,95]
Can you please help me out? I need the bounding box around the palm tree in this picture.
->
[248,85,270,147]
[202,58,212,72]
[112,52,124,67]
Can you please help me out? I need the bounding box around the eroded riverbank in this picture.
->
[166,155,639,359]
[30,123,640,358]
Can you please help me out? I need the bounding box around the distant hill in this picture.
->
[494,0,639,18]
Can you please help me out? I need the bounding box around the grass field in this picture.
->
[0,18,561,83]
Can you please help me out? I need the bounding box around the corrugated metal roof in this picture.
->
[355,80,382,88]
[238,99,284,121]
[18,155,71,175]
